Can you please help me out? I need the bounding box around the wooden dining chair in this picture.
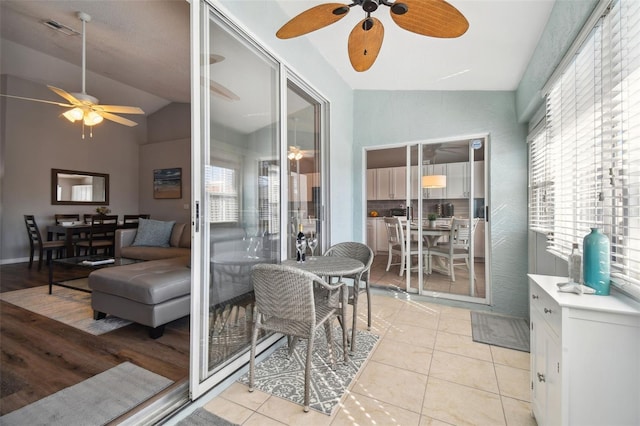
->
[75,215,118,256]
[428,217,479,281]
[249,263,343,412]
[122,214,150,228]
[383,216,420,276]
[24,215,67,270]
[324,241,374,352]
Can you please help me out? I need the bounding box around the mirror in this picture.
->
[51,168,109,205]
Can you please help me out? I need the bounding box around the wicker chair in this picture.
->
[249,263,345,412]
[324,242,374,352]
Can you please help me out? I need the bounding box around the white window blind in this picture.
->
[206,165,239,223]
[529,0,640,298]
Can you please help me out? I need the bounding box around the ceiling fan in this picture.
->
[209,54,240,101]
[276,0,469,72]
[0,12,144,138]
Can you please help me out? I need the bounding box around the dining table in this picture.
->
[409,223,452,273]
[47,223,92,257]
[282,256,365,360]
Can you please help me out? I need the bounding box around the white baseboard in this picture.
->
[0,257,30,265]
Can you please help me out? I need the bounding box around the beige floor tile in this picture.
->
[202,397,254,425]
[384,322,437,349]
[419,415,455,426]
[219,382,270,411]
[437,315,472,336]
[495,364,531,402]
[332,392,422,426]
[435,331,492,362]
[491,346,530,371]
[256,395,333,426]
[438,305,472,320]
[429,351,498,393]
[423,377,506,426]
[350,360,427,413]
[242,412,287,426]
[394,308,440,330]
[501,396,536,426]
[371,338,432,375]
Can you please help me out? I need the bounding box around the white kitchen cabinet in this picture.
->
[376,167,406,200]
[446,162,468,198]
[367,169,377,200]
[366,218,376,252]
[376,218,389,254]
[528,275,640,426]
[423,164,446,199]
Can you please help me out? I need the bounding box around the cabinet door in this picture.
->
[391,166,407,200]
[376,218,388,254]
[366,219,376,251]
[376,168,392,200]
[424,164,446,199]
[367,169,377,200]
[446,162,468,199]
[530,309,562,426]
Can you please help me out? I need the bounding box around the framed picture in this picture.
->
[153,167,182,199]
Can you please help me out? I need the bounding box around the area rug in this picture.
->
[238,327,379,415]
[0,362,173,426]
[0,284,132,335]
[470,311,530,352]
[177,408,239,426]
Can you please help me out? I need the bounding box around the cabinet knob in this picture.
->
[544,307,552,314]
[532,294,539,299]
[537,373,546,383]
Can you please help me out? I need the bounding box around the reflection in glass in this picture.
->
[51,168,109,205]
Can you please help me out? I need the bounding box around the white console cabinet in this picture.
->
[528,274,640,426]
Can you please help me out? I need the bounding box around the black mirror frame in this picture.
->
[51,168,110,206]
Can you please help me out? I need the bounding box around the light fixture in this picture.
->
[287,149,303,161]
[422,175,447,188]
[62,107,84,122]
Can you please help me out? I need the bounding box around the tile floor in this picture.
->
[195,291,536,426]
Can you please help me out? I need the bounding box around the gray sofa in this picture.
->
[88,223,251,338]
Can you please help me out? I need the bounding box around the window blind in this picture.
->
[529,0,640,299]
[206,165,239,223]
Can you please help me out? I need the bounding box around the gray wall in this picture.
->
[0,75,142,262]
[353,90,529,317]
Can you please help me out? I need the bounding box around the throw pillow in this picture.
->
[132,218,175,248]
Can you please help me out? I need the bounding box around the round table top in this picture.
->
[282,256,364,277]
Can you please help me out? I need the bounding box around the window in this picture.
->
[206,165,238,223]
[529,0,640,298]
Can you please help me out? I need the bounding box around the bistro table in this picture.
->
[282,256,365,360]
[409,223,451,273]
[47,223,92,257]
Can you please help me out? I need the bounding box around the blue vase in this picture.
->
[582,228,611,295]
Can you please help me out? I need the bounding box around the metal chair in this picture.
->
[324,242,374,352]
[384,216,421,276]
[249,263,344,412]
[24,215,66,270]
[428,217,479,281]
[75,215,118,256]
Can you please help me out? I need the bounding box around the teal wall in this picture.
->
[353,90,529,316]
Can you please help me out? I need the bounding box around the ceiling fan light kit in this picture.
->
[277,0,469,72]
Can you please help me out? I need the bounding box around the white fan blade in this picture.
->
[94,105,145,114]
[0,93,73,107]
[48,85,82,105]
[210,80,240,101]
[100,111,139,127]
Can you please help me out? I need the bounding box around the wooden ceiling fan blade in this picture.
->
[348,18,384,72]
[47,85,82,105]
[0,93,73,108]
[391,0,469,38]
[277,3,350,39]
[99,111,138,127]
[210,81,240,101]
[94,105,145,114]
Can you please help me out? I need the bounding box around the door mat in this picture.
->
[177,408,239,426]
[0,362,173,425]
[238,327,379,416]
[470,311,530,352]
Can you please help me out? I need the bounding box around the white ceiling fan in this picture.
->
[0,11,144,138]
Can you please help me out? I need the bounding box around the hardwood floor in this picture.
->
[0,262,189,416]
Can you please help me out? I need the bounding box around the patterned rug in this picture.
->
[0,283,132,335]
[238,327,379,415]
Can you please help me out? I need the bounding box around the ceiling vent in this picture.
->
[41,19,80,36]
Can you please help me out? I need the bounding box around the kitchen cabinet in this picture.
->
[376,167,406,200]
[445,161,484,199]
[366,218,376,252]
[528,275,640,426]
[422,164,446,199]
[375,218,389,254]
[367,169,377,200]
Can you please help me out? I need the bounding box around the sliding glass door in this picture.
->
[190,1,328,399]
